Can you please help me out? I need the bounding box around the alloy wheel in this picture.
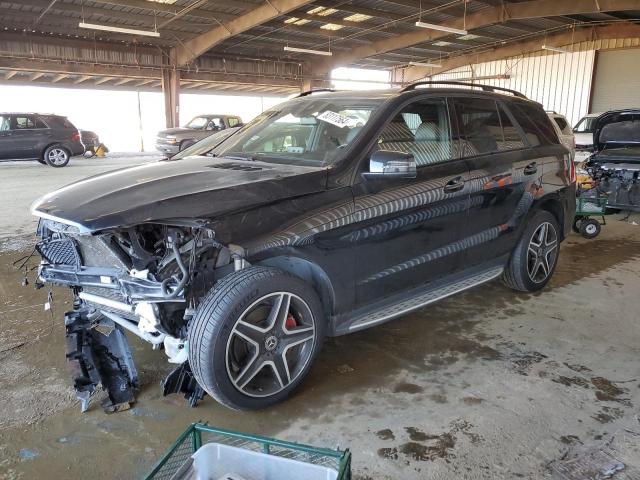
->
[225,292,316,398]
[48,148,68,166]
[527,221,558,283]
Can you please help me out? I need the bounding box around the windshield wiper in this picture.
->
[223,153,258,161]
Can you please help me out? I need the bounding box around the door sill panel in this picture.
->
[335,261,506,335]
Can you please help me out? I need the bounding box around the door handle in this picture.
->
[524,162,538,175]
[443,176,465,193]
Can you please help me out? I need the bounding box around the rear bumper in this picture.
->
[67,141,85,156]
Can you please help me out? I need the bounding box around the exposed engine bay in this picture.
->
[35,219,239,411]
[583,111,640,211]
[586,159,640,210]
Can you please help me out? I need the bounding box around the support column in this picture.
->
[301,78,314,92]
[162,67,180,128]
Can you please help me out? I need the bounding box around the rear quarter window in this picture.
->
[552,116,571,134]
[44,116,76,129]
[510,103,559,146]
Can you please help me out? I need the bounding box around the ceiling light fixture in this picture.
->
[78,22,160,38]
[284,46,332,56]
[542,45,569,53]
[409,61,442,68]
[414,21,467,36]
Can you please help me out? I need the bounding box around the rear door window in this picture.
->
[12,115,36,129]
[206,118,224,131]
[452,98,525,156]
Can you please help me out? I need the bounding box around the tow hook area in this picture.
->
[65,309,139,413]
[161,362,206,407]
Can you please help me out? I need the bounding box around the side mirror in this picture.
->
[364,150,417,179]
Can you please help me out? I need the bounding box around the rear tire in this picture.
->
[188,266,325,410]
[503,210,560,292]
[44,145,70,167]
[579,218,601,239]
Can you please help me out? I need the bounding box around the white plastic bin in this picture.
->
[181,442,338,480]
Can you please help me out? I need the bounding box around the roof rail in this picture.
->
[295,88,336,98]
[399,81,527,99]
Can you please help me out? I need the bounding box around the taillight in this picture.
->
[569,156,576,183]
[72,132,80,142]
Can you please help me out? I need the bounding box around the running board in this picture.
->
[346,265,504,333]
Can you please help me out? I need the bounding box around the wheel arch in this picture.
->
[41,142,63,159]
[534,194,566,239]
[255,256,335,323]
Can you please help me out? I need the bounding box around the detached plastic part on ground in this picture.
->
[65,306,205,413]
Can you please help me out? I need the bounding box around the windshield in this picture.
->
[573,116,597,133]
[172,127,240,160]
[185,116,209,129]
[193,97,384,167]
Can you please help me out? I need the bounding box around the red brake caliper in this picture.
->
[285,313,297,329]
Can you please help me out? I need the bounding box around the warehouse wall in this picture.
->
[431,50,595,127]
[591,48,640,112]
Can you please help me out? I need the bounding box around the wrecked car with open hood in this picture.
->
[585,109,640,211]
[31,83,575,413]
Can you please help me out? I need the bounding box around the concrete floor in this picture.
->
[1,157,639,479]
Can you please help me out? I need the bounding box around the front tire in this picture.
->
[44,145,70,167]
[188,266,325,410]
[503,210,560,292]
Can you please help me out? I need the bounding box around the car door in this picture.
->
[351,97,470,307]
[9,115,41,158]
[450,96,542,268]
[0,115,13,159]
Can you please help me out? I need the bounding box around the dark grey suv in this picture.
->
[0,113,84,167]
[32,82,576,412]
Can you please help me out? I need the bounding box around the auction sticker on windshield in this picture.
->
[316,111,352,128]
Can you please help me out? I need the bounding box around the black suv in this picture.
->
[32,82,575,412]
[0,113,84,167]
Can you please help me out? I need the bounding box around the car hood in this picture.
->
[158,127,198,136]
[32,156,327,233]
[590,146,640,164]
[593,110,640,151]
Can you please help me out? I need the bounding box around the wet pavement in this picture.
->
[1,217,640,479]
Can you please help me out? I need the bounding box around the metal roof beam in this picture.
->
[173,0,317,66]
[402,23,640,82]
[89,0,257,18]
[314,0,640,73]
[73,75,93,84]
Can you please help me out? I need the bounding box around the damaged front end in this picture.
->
[35,218,232,412]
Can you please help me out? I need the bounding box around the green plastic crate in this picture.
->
[144,423,351,480]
